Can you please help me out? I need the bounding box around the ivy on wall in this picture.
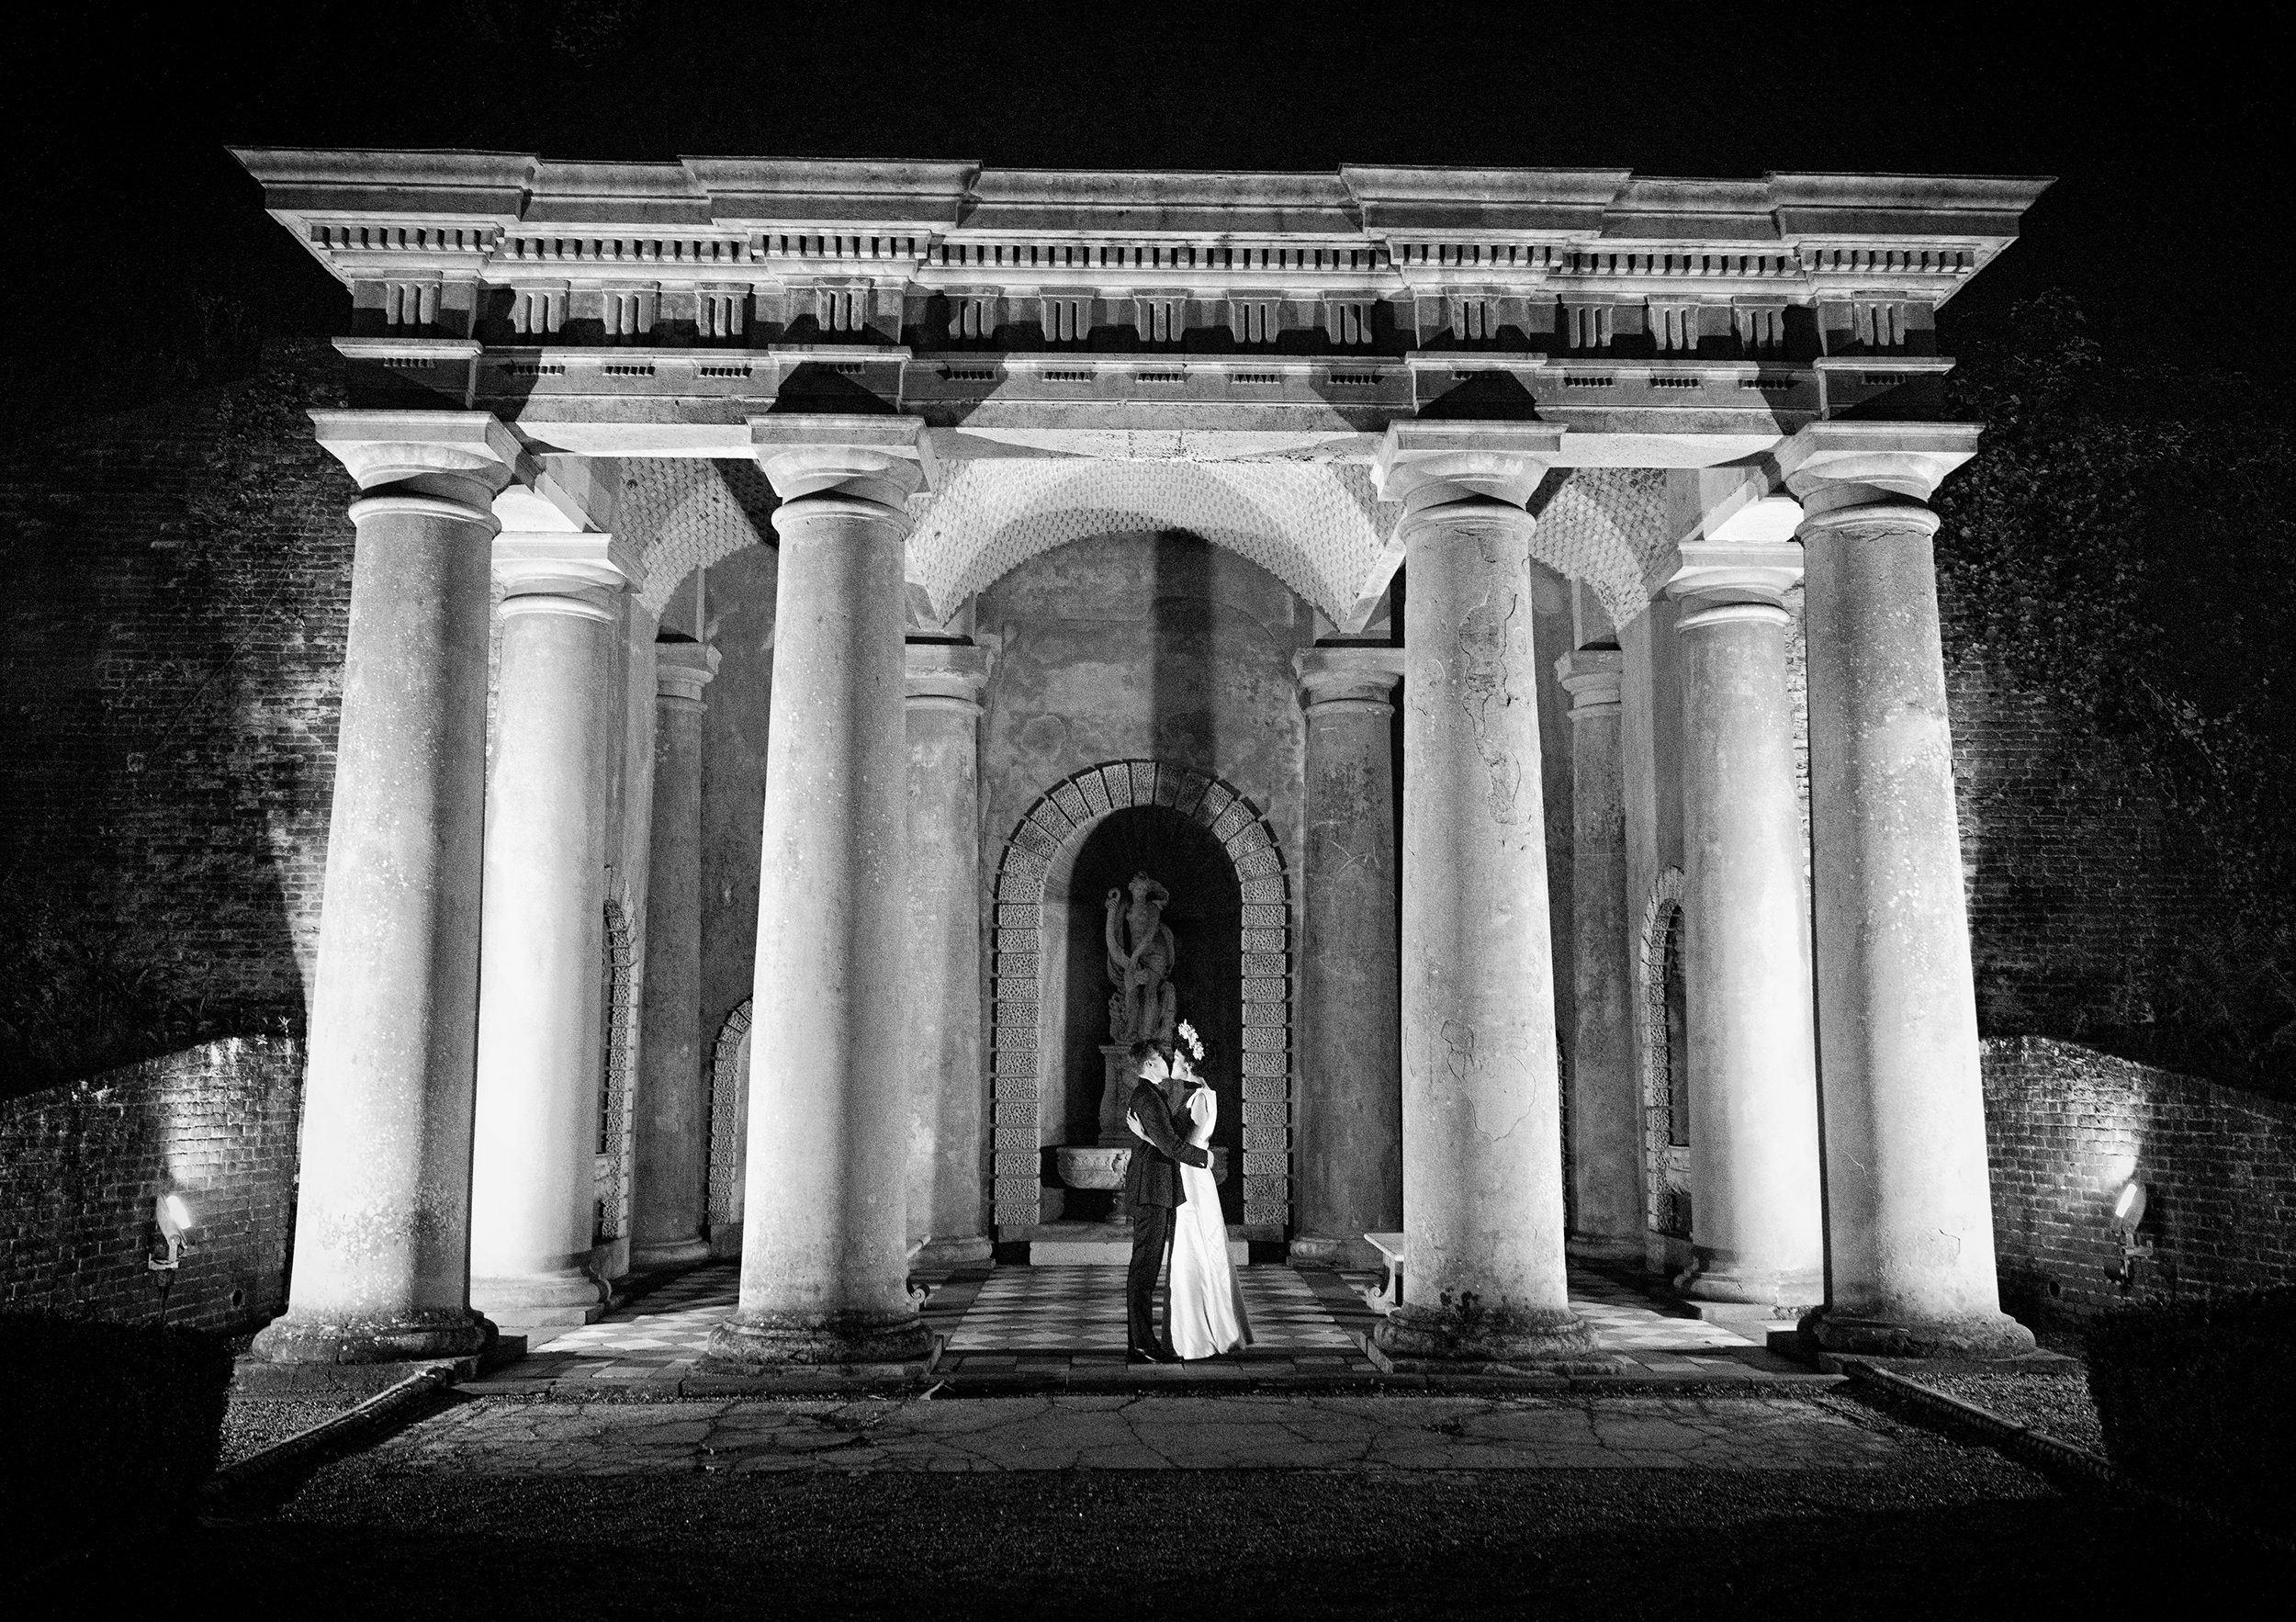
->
[1938,292,2296,1092]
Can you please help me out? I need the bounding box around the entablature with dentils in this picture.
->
[235,150,2045,438]
[238,149,2047,310]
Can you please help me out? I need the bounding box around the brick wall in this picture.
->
[0,343,350,1097]
[1983,1034,2296,1318]
[1947,658,2212,1042]
[0,1036,303,1331]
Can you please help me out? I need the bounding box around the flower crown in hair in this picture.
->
[1176,1019,1206,1064]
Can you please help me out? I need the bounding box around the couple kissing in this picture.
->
[1122,1021,1253,1364]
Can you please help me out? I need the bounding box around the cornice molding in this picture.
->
[236,149,2050,310]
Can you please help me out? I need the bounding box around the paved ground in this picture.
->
[151,1383,2270,1618]
[370,1391,1901,1473]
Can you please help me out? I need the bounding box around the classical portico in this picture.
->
[236,150,2045,1369]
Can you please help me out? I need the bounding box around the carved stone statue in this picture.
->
[1105,871,1177,1046]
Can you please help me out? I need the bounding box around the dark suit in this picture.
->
[1125,1077,1210,1356]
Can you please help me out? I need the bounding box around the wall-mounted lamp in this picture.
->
[2108,1178,2154,1287]
[149,1192,194,1272]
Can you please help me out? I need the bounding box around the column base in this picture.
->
[1566,1234,1647,1266]
[249,1306,495,1366]
[471,1268,610,1328]
[628,1237,715,1271]
[1289,1233,1388,1271]
[1675,1257,1824,1311]
[911,1235,994,1268]
[702,1308,935,1370]
[1370,1300,1621,1370]
[1806,1307,2038,1361]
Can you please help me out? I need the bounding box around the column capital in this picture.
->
[1296,645,1403,711]
[1776,422,1980,518]
[313,409,523,512]
[904,640,990,712]
[1659,494,1805,610]
[656,639,722,704]
[1372,422,1566,514]
[749,414,935,511]
[1553,648,1624,717]
[492,533,644,612]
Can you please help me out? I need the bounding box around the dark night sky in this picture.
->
[8,3,2290,376]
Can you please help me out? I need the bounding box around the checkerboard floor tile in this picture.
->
[942,1265,1357,1352]
[506,1260,1754,1376]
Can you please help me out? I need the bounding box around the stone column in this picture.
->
[904,642,993,1268]
[1784,424,2034,1357]
[251,412,518,1367]
[1290,646,1403,1272]
[706,424,934,1369]
[1663,529,1825,1306]
[1554,648,1642,1262]
[1370,423,1597,1366]
[469,534,640,1327]
[628,640,721,1269]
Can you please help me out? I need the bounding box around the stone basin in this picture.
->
[1054,1144,1229,1188]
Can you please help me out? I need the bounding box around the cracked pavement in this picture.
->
[367,1391,1900,1475]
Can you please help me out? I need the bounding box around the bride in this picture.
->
[1147,1020,1253,1360]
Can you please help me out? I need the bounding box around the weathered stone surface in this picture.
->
[1790,452,2031,1360]
[631,643,718,1270]
[361,1392,1899,1474]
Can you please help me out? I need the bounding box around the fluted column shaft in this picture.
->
[1372,428,1593,1364]
[904,642,992,1268]
[1795,475,2032,1357]
[1291,648,1403,1272]
[629,642,720,1268]
[1556,649,1642,1261]
[1670,584,1826,1306]
[253,413,517,1366]
[470,536,636,1327]
[707,431,932,1369]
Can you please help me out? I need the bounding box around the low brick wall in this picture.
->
[1983,1035,2296,1317]
[0,1036,301,1332]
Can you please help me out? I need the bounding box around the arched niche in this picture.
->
[990,760,1291,1239]
[706,998,752,1257]
[1045,805,1244,1221]
[1638,866,1694,1267]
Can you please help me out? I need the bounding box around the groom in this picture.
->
[1122,1037,1210,1364]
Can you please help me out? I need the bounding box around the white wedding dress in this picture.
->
[1162,1084,1252,1359]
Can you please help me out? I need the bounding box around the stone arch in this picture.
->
[990,760,1291,1236]
[619,458,773,615]
[1637,866,1692,1255]
[594,888,638,1244]
[707,998,752,1245]
[907,459,1392,631]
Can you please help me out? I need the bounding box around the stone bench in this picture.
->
[1359,1233,1404,1314]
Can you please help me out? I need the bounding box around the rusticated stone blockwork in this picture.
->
[0,1036,303,1331]
[1983,1035,2296,1317]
